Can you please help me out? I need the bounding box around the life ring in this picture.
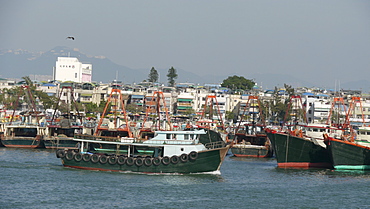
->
[108,156,118,165]
[65,151,75,160]
[82,154,91,162]
[135,157,144,167]
[99,155,108,164]
[152,157,161,166]
[91,154,100,163]
[162,156,170,165]
[189,151,198,161]
[144,157,153,166]
[56,149,66,158]
[74,153,83,162]
[126,157,135,166]
[180,153,188,163]
[117,156,127,165]
[170,156,179,164]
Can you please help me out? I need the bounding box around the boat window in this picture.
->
[313,128,318,132]
[367,132,370,135]
[184,134,189,140]
[320,129,325,132]
[166,134,171,139]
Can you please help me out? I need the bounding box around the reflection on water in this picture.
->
[159,173,225,185]
[328,169,370,178]
[2,147,370,208]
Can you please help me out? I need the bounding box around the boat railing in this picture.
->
[74,134,146,143]
[205,141,225,149]
[74,134,121,142]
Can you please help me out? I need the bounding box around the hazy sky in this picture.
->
[1,0,370,86]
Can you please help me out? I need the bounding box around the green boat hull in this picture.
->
[327,138,370,170]
[266,131,333,169]
[1,137,44,148]
[58,147,229,174]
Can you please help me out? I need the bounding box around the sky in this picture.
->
[1,0,370,87]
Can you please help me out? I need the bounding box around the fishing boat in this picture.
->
[265,128,333,168]
[43,118,84,149]
[43,86,90,149]
[324,97,370,170]
[1,86,47,148]
[230,96,273,158]
[56,129,229,174]
[264,95,340,169]
[2,121,46,148]
[231,125,272,158]
[324,134,370,170]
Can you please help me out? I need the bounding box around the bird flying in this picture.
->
[66,36,75,40]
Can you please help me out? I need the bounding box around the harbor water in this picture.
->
[1,147,370,209]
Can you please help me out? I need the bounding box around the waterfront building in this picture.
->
[0,79,16,90]
[176,92,194,115]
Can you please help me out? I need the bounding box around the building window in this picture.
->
[75,73,77,78]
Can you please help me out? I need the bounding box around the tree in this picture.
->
[184,108,195,116]
[148,67,159,83]
[125,103,145,114]
[284,83,295,97]
[221,75,254,91]
[167,66,178,87]
[225,111,235,121]
[20,76,57,110]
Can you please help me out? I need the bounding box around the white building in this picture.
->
[54,57,92,83]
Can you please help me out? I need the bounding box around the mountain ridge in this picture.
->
[0,46,368,90]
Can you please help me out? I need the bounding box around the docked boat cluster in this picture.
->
[56,149,198,167]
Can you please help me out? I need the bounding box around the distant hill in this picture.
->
[0,46,208,85]
[0,46,369,91]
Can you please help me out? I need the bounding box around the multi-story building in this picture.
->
[176,92,194,115]
[54,57,92,83]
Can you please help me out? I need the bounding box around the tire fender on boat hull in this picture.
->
[189,151,198,161]
[74,153,83,162]
[144,157,153,166]
[56,149,66,158]
[170,156,179,164]
[108,156,118,165]
[152,157,161,166]
[99,155,108,164]
[126,157,135,166]
[65,151,75,161]
[117,156,127,165]
[91,154,100,163]
[162,156,170,165]
[180,153,188,163]
[82,154,91,162]
[135,157,144,167]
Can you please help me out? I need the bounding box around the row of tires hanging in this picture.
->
[56,149,198,167]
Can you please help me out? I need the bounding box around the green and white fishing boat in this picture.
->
[56,129,229,174]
